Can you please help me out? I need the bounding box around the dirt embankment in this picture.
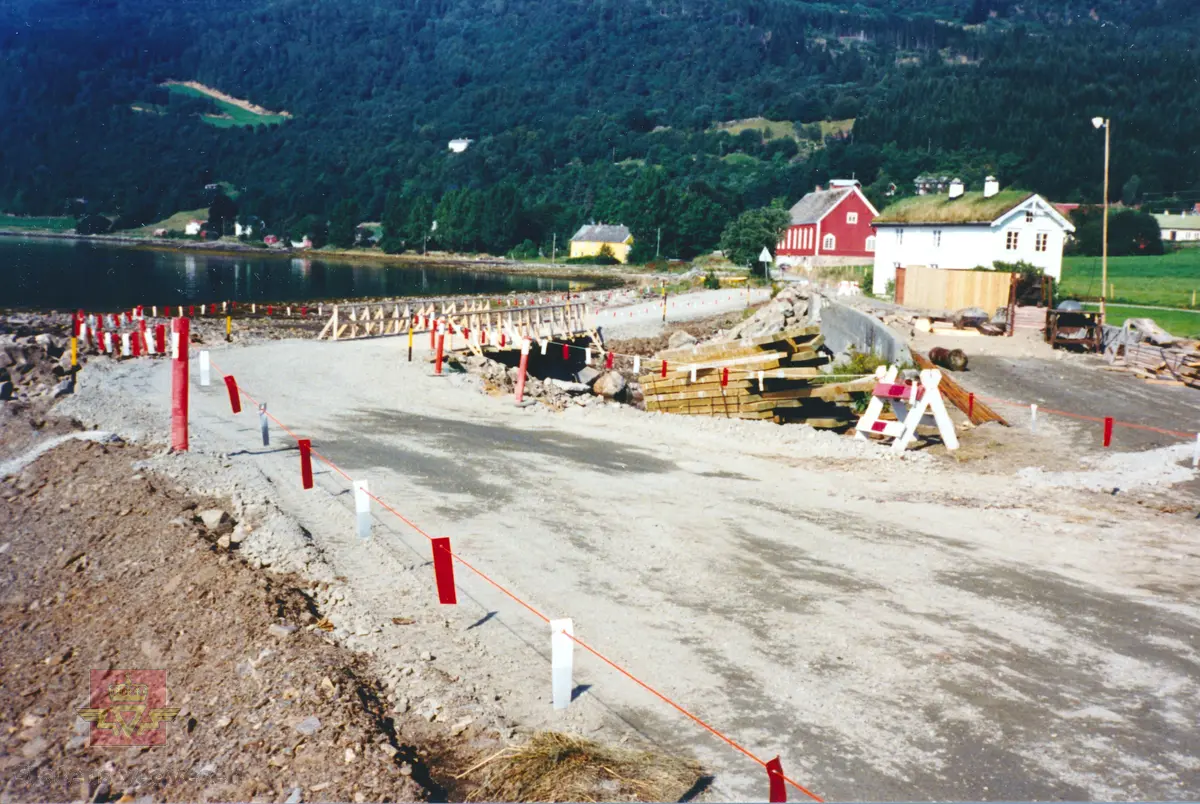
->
[0,438,453,802]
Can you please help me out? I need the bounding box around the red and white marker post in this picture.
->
[170,317,189,452]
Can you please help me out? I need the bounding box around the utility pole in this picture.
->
[656,227,661,260]
[552,233,557,265]
[1092,116,1111,320]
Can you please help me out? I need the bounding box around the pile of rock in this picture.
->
[457,353,628,409]
[713,284,812,342]
[0,332,77,403]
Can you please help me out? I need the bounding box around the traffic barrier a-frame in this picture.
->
[855,366,959,452]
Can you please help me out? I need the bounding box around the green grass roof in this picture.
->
[874,190,1033,225]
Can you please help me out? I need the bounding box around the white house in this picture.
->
[871,178,1075,296]
[185,220,203,236]
[235,221,254,237]
[448,138,474,153]
[1154,212,1200,243]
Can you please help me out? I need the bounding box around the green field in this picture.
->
[1061,250,1200,308]
[1082,303,1200,339]
[165,84,288,128]
[0,214,75,232]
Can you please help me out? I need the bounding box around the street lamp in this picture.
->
[1092,116,1110,319]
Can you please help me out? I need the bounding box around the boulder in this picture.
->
[575,366,601,386]
[592,371,626,399]
[667,330,697,349]
[0,381,11,401]
[548,379,590,394]
[198,509,231,531]
[51,379,73,398]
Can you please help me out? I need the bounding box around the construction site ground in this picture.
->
[5,285,1193,802]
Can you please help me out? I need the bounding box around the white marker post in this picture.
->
[633,356,640,374]
[689,366,697,383]
[1193,433,1199,469]
[120,333,131,357]
[1030,403,1038,434]
[170,330,180,360]
[354,480,371,540]
[199,351,211,386]
[550,618,574,710]
[258,403,269,446]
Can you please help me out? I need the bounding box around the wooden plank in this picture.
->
[655,325,819,363]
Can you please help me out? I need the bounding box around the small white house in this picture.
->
[871,179,1075,296]
[235,221,254,237]
[1154,212,1200,243]
[185,220,203,236]
[448,138,473,153]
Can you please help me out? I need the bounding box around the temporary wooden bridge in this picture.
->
[317,296,595,352]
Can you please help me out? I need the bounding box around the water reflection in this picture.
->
[0,237,577,310]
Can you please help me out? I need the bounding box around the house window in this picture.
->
[933,230,942,248]
[823,233,836,251]
[896,228,904,245]
[1035,232,1049,252]
[865,235,876,252]
[1025,211,1034,223]
[847,211,858,225]
[930,263,939,269]
[1006,231,1020,250]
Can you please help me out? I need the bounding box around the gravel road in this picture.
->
[51,310,1200,801]
[597,287,772,340]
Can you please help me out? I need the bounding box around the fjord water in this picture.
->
[0,237,568,311]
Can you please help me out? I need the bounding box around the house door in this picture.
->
[895,267,906,305]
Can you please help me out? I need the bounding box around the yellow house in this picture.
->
[568,223,633,263]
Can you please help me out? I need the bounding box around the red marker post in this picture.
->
[721,366,729,387]
[298,439,314,490]
[562,343,569,361]
[223,375,242,414]
[170,317,189,452]
[661,359,668,378]
[605,351,614,369]
[967,392,975,419]
[431,538,457,604]
[155,324,166,354]
[1103,416,1114,448]
[514,338,531,404]
[434,322,446,376]
[766,757,786,803]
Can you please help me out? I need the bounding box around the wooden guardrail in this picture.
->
[317,297,594,346]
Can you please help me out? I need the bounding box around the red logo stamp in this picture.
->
[77,670,179,746]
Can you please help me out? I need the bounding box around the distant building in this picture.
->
[1155,212,1200,243]
[914,175,953,195]
[871,179,1075,296]
[263,234,280,246]
[153,228,168,237]
[185,220,203,236]
[235,221,253,237]
[569,223,633,263]
[775,180,878,270]
[448,138,474,153]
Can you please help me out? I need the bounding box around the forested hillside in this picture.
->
[2,0,1198,257]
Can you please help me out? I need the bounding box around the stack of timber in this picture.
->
[639,326,873,428]
[1105,341,1200,388]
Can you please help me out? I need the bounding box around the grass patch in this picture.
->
[467,732,704,802]
[1083,303,1200,339]
[133,207,210,236]
[720,153,761,168]
[819,118,855,137]
[0,215,75,232]
[165,83,288,128]
[712,117,797,140]
[1061,250,1200,308]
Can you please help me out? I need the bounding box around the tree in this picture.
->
[379,192,407,254]
[719,206,790,271]
[1069,207,1163,257]
[329,199,360,249]
[208,192,239,237]
[1121,174,1142,207]
[404,195,434,251]
[75,214,112,235]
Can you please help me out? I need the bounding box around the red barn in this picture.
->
[776,180,879,270]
